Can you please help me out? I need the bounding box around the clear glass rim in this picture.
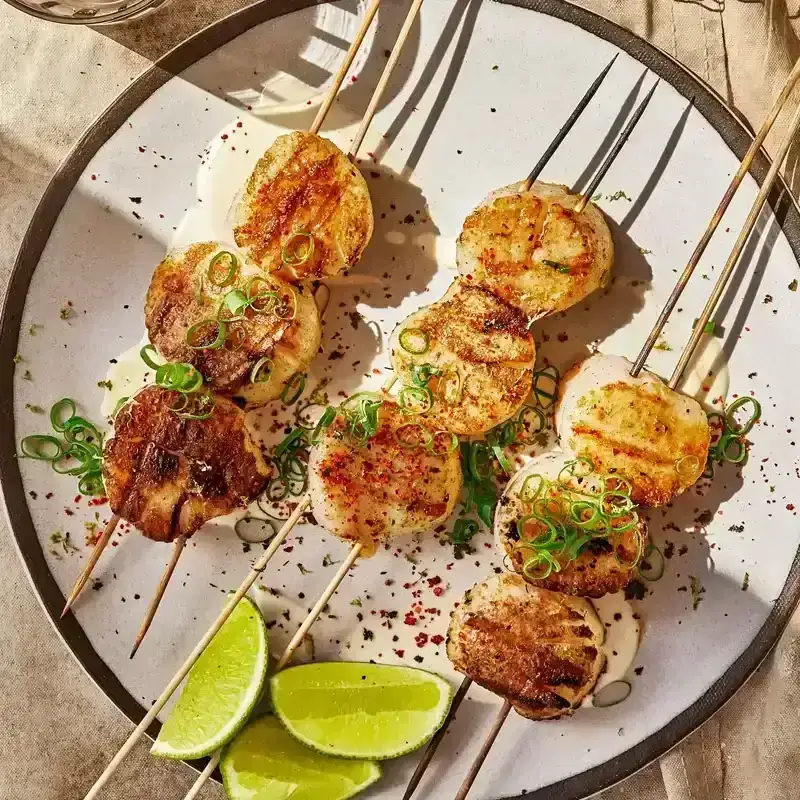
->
[2,0,165,25]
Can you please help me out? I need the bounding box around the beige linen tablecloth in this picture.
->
[2,2,800,798]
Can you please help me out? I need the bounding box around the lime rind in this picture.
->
[270,662,454,760]
[221,715,381,800]
[151,595,269,760]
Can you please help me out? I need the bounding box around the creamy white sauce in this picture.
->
[100,333,155,418]
[581,592,640,708]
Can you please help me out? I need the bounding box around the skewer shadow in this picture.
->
[100,1,419,131]
[570,71,647,196]
[370,0,481,175]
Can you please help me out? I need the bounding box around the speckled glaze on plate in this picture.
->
[3,2,800,799]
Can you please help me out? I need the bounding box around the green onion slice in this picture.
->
[50,398,76,432]
[207,250,239,287]
[187,319,227,350]
[532,365,560,409]
[250,357,274,384]
[639,543,665,581]
[282,232,315,267]
[451,518,479,544]
[20,435,64,461]
[223,289,249,317]
[399,385,433,414]
[235,515,277,544]
[311,406,337,443]
[725,396,761,435]
[398,328,429,354]
[427,430,459,456]
[140,344,162,371]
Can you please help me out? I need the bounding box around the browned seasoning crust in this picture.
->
[557,356,711,507]
[231,132,373,280]
[103,386,270,542]
[447,574,604,720]
[390,279,536,436]
[457,181,613,319]
[145,242,320,403]
[307,401,461,557]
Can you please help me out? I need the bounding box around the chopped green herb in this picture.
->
[741,572,750,591]
[638,247,653,255]
[28,325,39,336]
[790,279,798,292]
[350,597,362,607]
[59,305,74,320]
[690,575,705,610]
[653,339,673,352]
[492,65,499,70]
[591,192,603,202]
[13,354,22,364]
[541,259,571,274]
[50,530,79,556]
[322,554,339,568]
[25,404,44,414]
[97,380,113,390]
[606,190,631,202]
[297,563,312,576]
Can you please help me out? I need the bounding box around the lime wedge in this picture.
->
[221,715,381,800]
[270,662,453,759]
[151,595,268,760]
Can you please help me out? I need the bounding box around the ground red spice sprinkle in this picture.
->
[236,121,243,128]
[404,613,417,626]
[394,649,404,657]
[433,586,444,597]
[221,134,228,140]
[788,504,795,511]
[88,497,107,506]
[414,633,429,648]
[45,493,53,499]
[427,576,441,587]
[64,509,74,517]
[430,634,444,646]
[74,495,81,503]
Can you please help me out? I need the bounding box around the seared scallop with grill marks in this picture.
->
[390,279,536,436]
[307,399,462,557]
[494,451,647,598]
[457,180,613,320]
[145,242,321,407]
[103,386,270,542]
[447,573,604,720]
[231,131,373,280]
[556,353,710,507]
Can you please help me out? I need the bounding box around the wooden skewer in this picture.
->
[348,0,425,159]
[668,99,800,389]
[403,676,473,800]
[452,700,512,800]
[61,514,120,617]
[121,2,388,656]
[180,542,365,800]
[631,56,800,377]
[522,54,618,192]
[82,498,309,800]
[129,535,187,659]
[309,0,382,136]
[574,78,659,214]
[275,542,363,670]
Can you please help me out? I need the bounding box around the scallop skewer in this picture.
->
[59,0,389,627]
[449,84,800,800]
[128,0,426,656]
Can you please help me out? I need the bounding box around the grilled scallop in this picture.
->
[307,399,462,557]
[556,353,710,507]
[447,574,604,720]
[231,131,374,280]
[103,386,270,542]
[389,279,536,436]
[494,451,647,598]
[457,180,613,319]
[145,242,321,406]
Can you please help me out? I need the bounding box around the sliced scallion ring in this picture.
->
[398,328,429,354]
[186,319,227,350]
[50,398,76,432]
[20,435,64,461]
[207,250,239,287]
[235,515,277,544]
[427,430,459,456]
[725,396,761,435]
[282,232,315,267]
[281,373,306,405]
[139,344,162,370]
[250,357,274,384]
[398,385,433,414]
[394,422,431,449]
[639,543,665,581]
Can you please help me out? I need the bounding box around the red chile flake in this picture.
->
[393,649,405,658]
[221,134,228,140]
[788,504,795,511]
[427,576,442,587]
[403,613,417,626]
[430,634,444,646]
[414,633,429,648]
[433,586,444,597]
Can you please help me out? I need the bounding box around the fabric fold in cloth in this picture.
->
[1,1,799,799]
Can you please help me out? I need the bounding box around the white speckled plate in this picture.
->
[3,2,800,798]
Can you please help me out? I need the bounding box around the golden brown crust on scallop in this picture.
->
[103,386,270,542]
[557,358,711,507]
[145,242,320,405]
[447,574,604,720]
[231,132,373,280]
[307,401,461,557]
[457,181,613,319]
[390,280,536,436]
